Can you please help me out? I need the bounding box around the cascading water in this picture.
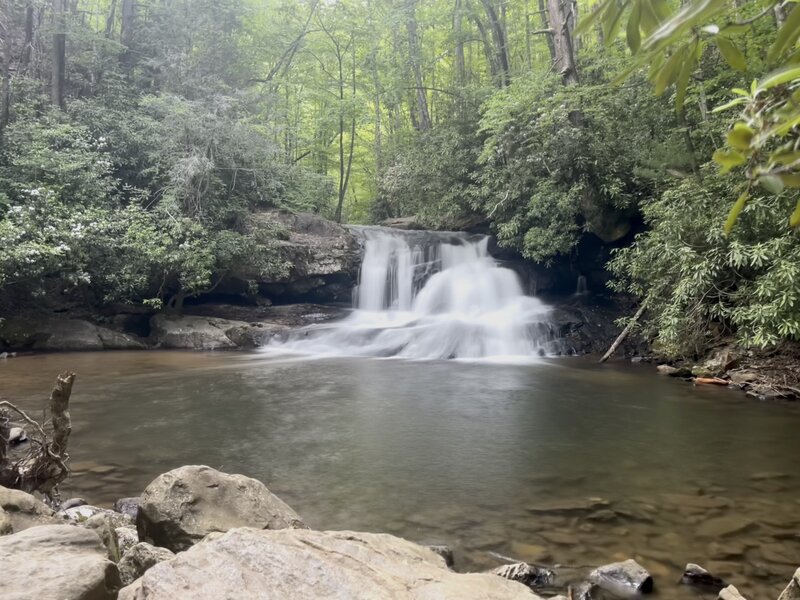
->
[264,227,562,361]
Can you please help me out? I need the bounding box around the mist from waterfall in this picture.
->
[264,227,560,361]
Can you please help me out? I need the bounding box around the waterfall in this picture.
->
[264,227,561,361]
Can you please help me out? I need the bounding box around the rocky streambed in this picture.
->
[3,465,798,600]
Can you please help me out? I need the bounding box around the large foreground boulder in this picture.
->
[0,485,60,534]
[0,524,121,600]
[779,568,800,600]
[137,465,305,551]
[119,528,540,600]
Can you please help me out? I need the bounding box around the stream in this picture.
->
[2,351,800,598]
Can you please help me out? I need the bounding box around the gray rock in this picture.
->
[0,485,59,534]
[149,315,242,350]
[60,504,134,529]
[117,526,139,557]
[84,513,121,561]
[59,497,88,510]
[729,371,759,385]
[0,524,121,600]
[0,506,12,534]
[681,563,727,592]
[656,364,678,375]
[137,465,306,552]
[118,542,175,586]
[8,426,27,445]
[0,315,144,351]
[114,496,140,520]
[426,544,455,568]
[492,562,555,589]
[719,585,748,600]
[589,559,653,596]
[778,567,800,600]
[119,528,541,600]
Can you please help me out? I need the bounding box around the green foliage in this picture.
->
[610,167,800,357]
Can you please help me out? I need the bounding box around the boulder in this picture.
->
[114,496,140,520]
[0,524,121,600]
[778,567,800,600]
[118,542,175,586]
[117,526,139,557]
[703,346,741,376]
[60,497,88,510]
[656,364,678,376]
[681,563,727,592]
[589,559,653,596]
[60,504,134,529]
[84,513,121,561]
[137,465,306,552]
[119,528,541,600]
[0,315,144,351]
[729,371,759,385]
[492,562,555,589]
[149,315,242,350]
[719,585,748,600]
[0,485,60,534]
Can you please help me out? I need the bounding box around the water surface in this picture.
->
[2,351,799,598]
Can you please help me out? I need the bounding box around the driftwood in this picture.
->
[0,371,75,505]
[599,302,647,363]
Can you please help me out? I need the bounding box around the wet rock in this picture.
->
[118,542,175,586]
[59,497,88,511]
[698,515,754,538]
[114,496,140,520]
[120,528,541,600]
[0,485,59,534]
[589,559,653,596]
[526,497,609,515]
[0,524,121,600]
[8,426,27,445]
[746,385,785,401]
[729,371,759,385]
[656,364,691,377]
[778,567,800,600]
[681,563,727,593]
[149,315,241,350]
[137,465,306,552]
[586,509,618,523]
[661,493,732,511]
[116,527,138,557]
[492,562,555,589]
[427,544,455,568]
[719,585,748,600]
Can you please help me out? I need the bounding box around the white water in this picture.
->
[265,227,560,361]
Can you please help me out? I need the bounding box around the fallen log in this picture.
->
[599,302,647,363]
[694,377,728,386]
[0,371,75,505]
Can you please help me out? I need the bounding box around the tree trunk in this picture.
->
[405,0,431,131]
[537,0,556,63]
[480,0,510,87]
[546,0,578,85]
[21,4,35,71]
[454,0,466,86]
[1,12,11,134]
[599,303,646,363]
[121,0,136,44]
[51,0,66,110]
[105,0,117,38]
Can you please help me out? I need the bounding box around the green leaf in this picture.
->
[716,37,747,72]
[772,150,800,166]
[603,0,628,46]
[642,0,726,53]
[627,0,642,53]
[791,200,800,228]
[674,45,695,112]
[640,0,663,34]
[654,48,685,95]
[779,174,800,188]
[575,0,613,37]
[757,65,800,92]
[712,97,747,113]
[713,149,746,172]
[727,122,754,150]
[724,189,749,234]
[768,2,800,63]
[759,174,785,195]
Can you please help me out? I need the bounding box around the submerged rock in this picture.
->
[0,485,59,534]
[137,465,306,552]
[697,515,753,538]
[0,524,121,600]
[526,497,609,515]
[589,559,653,596]
[118,542,175,586]
[119,528,540,599]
